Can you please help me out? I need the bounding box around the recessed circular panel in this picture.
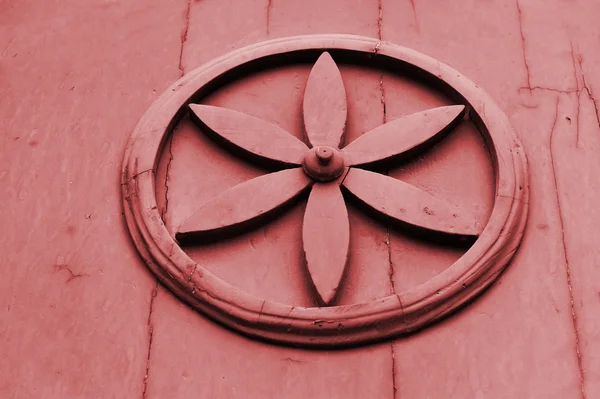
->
[121,35,528,348]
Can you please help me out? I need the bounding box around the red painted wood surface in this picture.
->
[2,1,600,398]
[189,104,309,166]
[342,167,481,238]
[303,52,348,148]
[177,168,312,242]
[302,182,350,305]
[342,105,465,167]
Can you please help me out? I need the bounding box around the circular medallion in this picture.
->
[121,35,528,347]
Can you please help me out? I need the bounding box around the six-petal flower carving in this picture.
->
[175,52,481,305]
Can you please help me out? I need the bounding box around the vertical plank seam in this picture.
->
[381,72,398,399]
[549,95,587,399]
[377,0,383,41]
[143,3,191,397]
[141,282,159,399]
[179,0,192,77]
[377,2,398,397]
[162,0,190,223]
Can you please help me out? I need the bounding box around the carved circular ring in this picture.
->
[121,34,528,347]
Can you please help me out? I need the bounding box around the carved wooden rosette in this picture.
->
[122,35,528,348]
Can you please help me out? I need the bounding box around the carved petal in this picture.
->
[342,168,481,238]
[189,104,309,167]
[303,52,348,148]
[177,168,312,242]
[343,105,466,167]
[302,183,350,305]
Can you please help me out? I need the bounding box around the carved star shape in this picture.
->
[176,52,481,306]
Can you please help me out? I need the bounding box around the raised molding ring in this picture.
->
[121,34,528,348]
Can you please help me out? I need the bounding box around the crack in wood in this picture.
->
[390,342,398,398]
[266,0,272,36]
[161,135,174,223]
[549,96,587,399]
[377,0,383,40]
[374,15,399,397]
[257,300,266,323]
[141,282,159,399]
[570,40,584,148]
[568,41,583,148]
[379,72,395,297]
[179,0,192,77]
[53,264,88,283]
[121,169,153,186]
[519,40,599,150]
[515,0,532,91]
[574,52,600,149]
[519,87,578,94]
[386,232,396,295]
[282,357,303,364]
[379,73,387,122]
[408,0,419,32]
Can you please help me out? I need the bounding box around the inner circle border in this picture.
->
[121,34,528,348]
